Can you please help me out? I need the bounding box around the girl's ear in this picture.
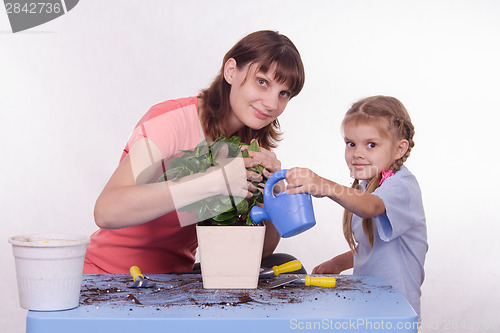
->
[395,139,409,160]
[223,58,237,85]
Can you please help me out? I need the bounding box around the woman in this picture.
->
[84,30,306,274]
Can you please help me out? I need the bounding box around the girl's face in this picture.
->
[343,121,407,181]
[224,58,292,133]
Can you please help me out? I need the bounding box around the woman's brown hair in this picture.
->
[342,96,415,251]
[200,30,305,149]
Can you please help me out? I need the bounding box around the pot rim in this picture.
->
[8,233,90,247]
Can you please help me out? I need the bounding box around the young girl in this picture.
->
[285,96,427,318]
[84,30,306,275]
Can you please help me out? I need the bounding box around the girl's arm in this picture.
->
[94,138,261,229]
[285,167,385,219]
[312,251,354,274]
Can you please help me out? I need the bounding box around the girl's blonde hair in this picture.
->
[342,95,415,251]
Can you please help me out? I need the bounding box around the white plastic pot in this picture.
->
[9,233,90,311]
[196,225,265,289]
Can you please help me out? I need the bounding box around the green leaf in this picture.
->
[216,134,227,142]
[247,165,265,175]
[180,200,203,214]
[226,142,242,158]
[198,145,210,157]
[213,211,236,222]
[209,200,234,215]
[219,195,233,206]
[227,136,241,146]
[211,217,238,226]
[235,199,249,214]
[179,150,195,158]
[209,141,224,160]
[193,139,208,153]
[168,158,191,170]
[156,134,269,226]
[159,167,186,182]
[248,139,261,152]
[190,158,202,170]
[199,203,209,220]
[174,168,191,180]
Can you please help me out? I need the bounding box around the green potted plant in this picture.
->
[158,135,266,226]
[158,135,268,289]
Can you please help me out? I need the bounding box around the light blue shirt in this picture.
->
[352,166,428,318]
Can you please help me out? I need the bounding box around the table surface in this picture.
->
[27,274,418,333]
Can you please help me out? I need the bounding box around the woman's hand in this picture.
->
[285,167,328,198]
[214,143,262,198]
[241,139,283,193]
[242,139,282,177]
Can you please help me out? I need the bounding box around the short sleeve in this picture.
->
[372,175,420,242]
[121,98,201,163]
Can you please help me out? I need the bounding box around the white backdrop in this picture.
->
[1,1,499,332]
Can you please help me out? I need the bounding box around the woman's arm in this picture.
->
[94,138,260,229]
[285,167,385,219]
[261,220,280,258]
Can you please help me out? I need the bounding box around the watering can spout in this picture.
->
[250,206,269,224]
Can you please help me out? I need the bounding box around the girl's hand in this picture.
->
[285,167,327,198]
[312,258,343,274]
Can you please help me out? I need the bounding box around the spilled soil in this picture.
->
[80,274,376,309]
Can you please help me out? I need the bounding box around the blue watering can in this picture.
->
[250,169,316,238]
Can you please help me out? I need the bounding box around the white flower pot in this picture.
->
[9,233,89,311]
[196,224,266,289]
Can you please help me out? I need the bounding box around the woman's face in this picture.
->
[224,59,292,133]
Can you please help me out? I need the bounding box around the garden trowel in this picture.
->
[126,266,156,288]
[259,260,302,279]
[264,275,336,289]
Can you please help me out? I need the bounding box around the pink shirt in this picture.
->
[84,96,201,274]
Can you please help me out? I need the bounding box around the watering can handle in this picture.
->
[264,169,288,197]
[250,169,288,224]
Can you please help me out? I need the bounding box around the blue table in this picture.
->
[26,274,418,332]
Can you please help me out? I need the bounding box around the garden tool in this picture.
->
[264,275,336,289]
[259,260,302,279]
[126,266,156,288]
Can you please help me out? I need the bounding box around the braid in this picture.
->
[390,114,415,171]
[343,173,382,252]
[342,180,358,253]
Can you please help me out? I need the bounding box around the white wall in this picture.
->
[1,1,499,332]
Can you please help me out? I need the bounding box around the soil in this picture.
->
[79,274,376,309]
